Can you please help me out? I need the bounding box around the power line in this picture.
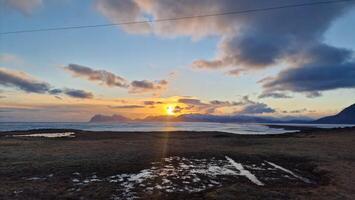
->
[1,0,354,35]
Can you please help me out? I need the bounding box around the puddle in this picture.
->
[13,132,75,138]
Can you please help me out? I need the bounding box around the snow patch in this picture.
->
[225,156,264,186]
[265,161,311,183]
[64,156,313,199]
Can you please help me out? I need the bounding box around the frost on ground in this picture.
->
[13,132,75,138]
[24,156,313,199]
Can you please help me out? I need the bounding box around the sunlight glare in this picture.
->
[166,105,175,115]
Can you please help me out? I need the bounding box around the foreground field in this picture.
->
[0,127,355,199]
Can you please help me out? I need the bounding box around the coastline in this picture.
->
[1,127,355,199]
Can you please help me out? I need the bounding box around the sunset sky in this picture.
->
[1,0,355,122]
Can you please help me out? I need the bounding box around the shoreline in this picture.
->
[1,124,354,137]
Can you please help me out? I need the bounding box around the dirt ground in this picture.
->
[0,127,354,199]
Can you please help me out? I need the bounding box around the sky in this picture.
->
[0,0,355,122]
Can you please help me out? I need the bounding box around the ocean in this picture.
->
[0,122,353,134]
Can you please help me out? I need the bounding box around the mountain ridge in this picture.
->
[89,114,130,123]
[313,104,355,124]
[89,103,355,124]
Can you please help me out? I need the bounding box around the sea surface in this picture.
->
[0,122,353,134]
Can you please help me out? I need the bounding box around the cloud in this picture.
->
[282,108,308,114]
[0,107,40,113]
[4,0,42,15]
[109,105,145,109]
[0,68,51,93]
[209,100,244,106]
[143,100,163,106]
[228,95,276,114]
[96,0,354,72]
[262,62,355,96]
[178,98,207,106]
[0,54,24,65]
[0,89,5,99]
[95,0,355,97]
[50,88,94,99]
[0,68,94,99]
[129,80,168,94]
[64,64,129,88]
[62,89,94,99]
[258,92,292,99]
[173,105,184,113]
[48,89,63,95]
[177,96,259,115]
[64,64,169,95]
[239,102,275,114]
[95,0,152,34]
[226,69,245,77]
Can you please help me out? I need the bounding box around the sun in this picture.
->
[166,105,175,116]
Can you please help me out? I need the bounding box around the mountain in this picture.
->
[141,114,312,124]
[313,104,355,124]
[89,113,314,124]
[89,114,130,123]
[142,115,179,122]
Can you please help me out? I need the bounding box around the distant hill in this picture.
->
[313,104,355,124]
[89,114,130,123]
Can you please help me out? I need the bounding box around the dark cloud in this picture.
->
[230,95,276,115]
[189,1,354,71]
[260,44,355,97]
[261,61,355,97]
[0,107,41,113]
[64,64,129,88]
[283,108,308,114]
[48,89,63,95]
[178,98,207,106]
[50,88,94,99]
[239,103,275,114]
[178,98,228,114]
[0,68,51,93]
[209,100,244,106]
[129,80,168,94]
[96,0,355,97]
[177,96,273,115]
[54,96,63,100]
[173,106,184,113]
[109,105,145,109]
[0,68,95,99]
[63,89,94,99]
[96,0,354,70]
[258,92,292,99]
[143,101,163,106]
[65,64,169,94]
